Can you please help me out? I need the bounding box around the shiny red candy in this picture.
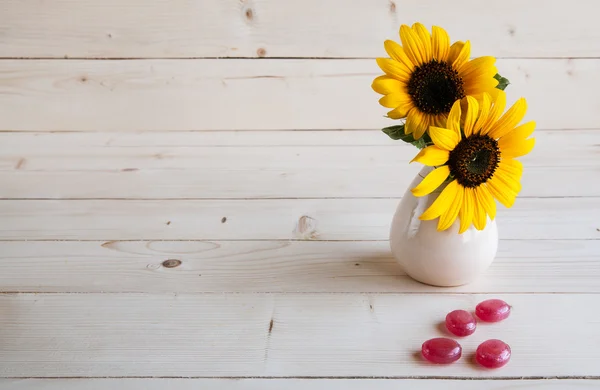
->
[445,309,477,337]
[421,338,462,364]
[476,339,511,368]
[476,299,511,322]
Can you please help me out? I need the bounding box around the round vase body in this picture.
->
[389,167,498,287]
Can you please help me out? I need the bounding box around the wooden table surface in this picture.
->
[0,1,599,388]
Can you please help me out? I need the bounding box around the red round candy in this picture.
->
[476,339,511,368]
[476,299,511,322]
[421,338,462,364]
[445,309,477,337]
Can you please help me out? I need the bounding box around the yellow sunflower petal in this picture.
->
[447,100,462,137]
[498,121,536,145]
[410,145,450,166]
[387,103,414,119]
[412,23,432,62]
[459,56,497,80]
[487,176,517,208]
[438,185,464,231]
[400,24,425,65]
[447,41,465,65]
[480,90,507,135]
[452,40,471,70]
[376,58,411,83]
[379,91,413,108]
[498,159,523,178]
[406,110,431,140]
[485,85,501,99]
[493,168,522,194]
[458,188,475,234]
[464,77,499,95]
[463,96,479,137]
[473,93,492,134]
[433,113,449,128]
[498,138,535,159]
[384,40,415,71]
[432,26,450,61]
[414,115,434,140]
[429,126,460,151]
[420,180,458,221]
[476,185,496,220]
[411,166,450,197]
[488,98,528,139]
[372,75,403,95]
[472,195,487,230]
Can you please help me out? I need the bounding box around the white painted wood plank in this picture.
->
[6,130,593,169]
[0,293,599,377]
[0,130,399,147]
[3,166,597,198]
[0,0,597,58]
[0,198,597,240]
[2,379,599,389]
[0,240,598,293]
[0,130,596,198]
[0,129,591,147]
[0,59,593,131]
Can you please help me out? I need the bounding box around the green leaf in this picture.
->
[412,132,433,149]
[494,73,510,91]
[382,124,432,149]
[382,124,413,141]
[411,137,428,149]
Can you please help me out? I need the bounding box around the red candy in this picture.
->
[476,299,511,322]
[476,339,511,368]
[421,338,462,364]
[445,309,477,337]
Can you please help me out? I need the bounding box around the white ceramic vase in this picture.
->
[389,166,498,287]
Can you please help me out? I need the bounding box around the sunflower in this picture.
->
[409,91,535,233]
[372,23,500,140]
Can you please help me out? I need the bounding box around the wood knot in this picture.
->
[294,215,319,240]
[245,8,254,20]
[257,48,267,57]
[389,1,396,13]
[15,158,26,170]
[221,217,227,223]
[162,259,182,268]
[80,76,88,83]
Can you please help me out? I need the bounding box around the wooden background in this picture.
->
[0,0,599,388]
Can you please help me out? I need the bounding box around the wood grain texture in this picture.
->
[1,198,598,240]
[1,293,599,377]
[0,240,598,293]
[0,59,594,131]
[0,130,597,199]
[0,129,585,147]
[0,0,598,58]
[2,379,599,389]
[2,0,598,384]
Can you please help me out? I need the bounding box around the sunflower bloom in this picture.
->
[410,91,535,233]
[372,23,500,140]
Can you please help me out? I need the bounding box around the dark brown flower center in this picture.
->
[448,135,500,188]
[407,60,465,115]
